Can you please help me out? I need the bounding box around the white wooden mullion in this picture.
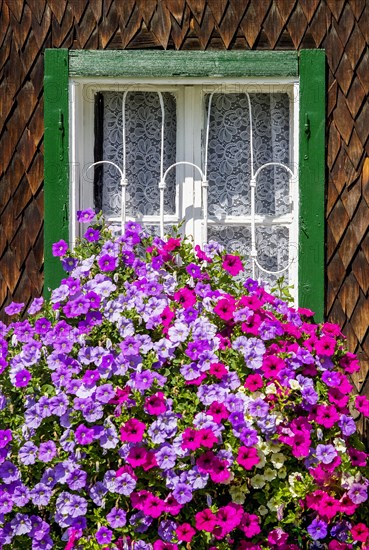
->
[182,87,195,240]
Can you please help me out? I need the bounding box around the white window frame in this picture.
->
[70,77,299,299]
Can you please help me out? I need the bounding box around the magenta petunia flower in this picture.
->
[213,297,235,321]
[120,418,146,443]
[209,362,228,379]
[355,395,369,417]
[173,287,196,309]
[127,446,149,468]
[315,404,339,428]
[237,446,260,470]
[240,513,261,538]
[222,254,244,276]
[244,373,263,391]
[142,493,165,518]
[145,392,167,415]
[195,508,217,532]
[176,523,196,542]
[351,523,369,543]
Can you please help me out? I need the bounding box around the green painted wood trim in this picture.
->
[69,50,298,78]
[44,49,69,295]
[298,49,326,321]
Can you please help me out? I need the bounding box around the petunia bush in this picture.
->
[1,210,369,550]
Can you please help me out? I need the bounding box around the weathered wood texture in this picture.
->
[1,0,369,401]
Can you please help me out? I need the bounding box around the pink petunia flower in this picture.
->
[145,392,167,415]
[120,418,146,443]
[237,446,260,470]
[315,404,339,428]
[214,298,236,321]
[351,523,369,543]
[222,254,244,276]
[240,513,261,538]
[355,395,369,417]
[176,523,196,542]
[173,287,196,309]
[195,508,217,532]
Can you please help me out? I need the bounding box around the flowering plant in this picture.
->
[0,210,369,550]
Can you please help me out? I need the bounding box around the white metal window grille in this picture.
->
[77,83,298,292]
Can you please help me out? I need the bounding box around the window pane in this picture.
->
[256,226,290,283]
[207,224,290,286]
[205,93,290,218]
[96,91,177,218]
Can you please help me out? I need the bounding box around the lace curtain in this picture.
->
[97,91,177,218]
[205,93,290,218]
[94,90,292,284]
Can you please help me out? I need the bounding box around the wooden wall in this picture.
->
[1,0,369,409]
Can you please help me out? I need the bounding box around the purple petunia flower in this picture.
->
[115,473,137,496]
[28,297,44,315]
[107,507,127,528]
[65,469,87,491]
[38,441,57,463]
[315,444,337,464]
[52,239,69,257]
[0,429,12,449]
[5,301,24,315]
[0,461,20,483]
[61,256,78,272]
[95,383,115,403]
[248,398,269,418]
[0,494,13,514]
[10,512,32,536]
[89,482,108,506]
[338,414,356,436]
[307,518,328,540]
[18,441,38,465]
[98,254,118,272]
[99,427,119,450]
[30,483,52,507]
[75,424,95,445]
[64,494,88,518]
[32,535,54,550]
[172,482,193,504]
[49,393,69,417]
[95,526,112,544]
[348,482,368,504]
[158,519,177,542]
[84,227,100,242]
[14,368,32,387]
[155,445,177,470]
[77,208,96,223]
[12,484,30,507]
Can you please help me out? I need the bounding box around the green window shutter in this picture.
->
[44,48,69,296]
[298,49,326,321]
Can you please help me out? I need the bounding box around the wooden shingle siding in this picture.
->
[1,1,369,408]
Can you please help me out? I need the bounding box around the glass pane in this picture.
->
[256,226,290,281]
[97,91,177,218]
[205,93,290,218]
[207,224,291,286]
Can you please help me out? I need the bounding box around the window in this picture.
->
[44,50,325,318]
